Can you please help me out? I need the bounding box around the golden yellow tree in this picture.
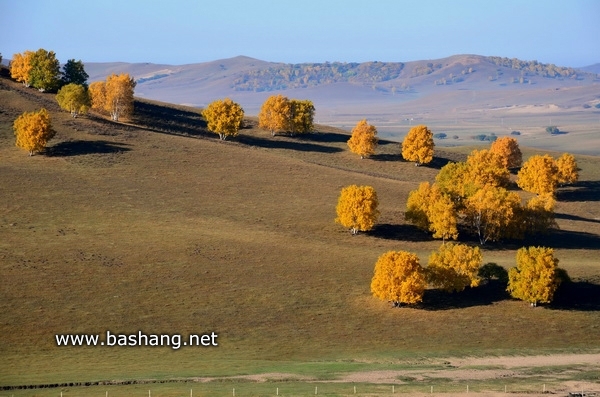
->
[104,73,136,121]
[507,246,560,306]
[335,185,379,235]
[371,251,426,305]
[435,161,477,205]
[258,94,291,136]
[347,119,378,159]
[464,185,521,244]
[556,153,578,185]
[56,83,90,117]
[401,124,434,166]
[405,182,438,231]
[523,194,557,235]
[517,154,558,195]
[428,194,459,243]
[13,108,55,156]
[490,136,522,169]
[88,81,106,112]
[202,98,245,140]
[10,50,34,87]
[466,149,510,188]
[427,243,482,292]
[289,99,315,135]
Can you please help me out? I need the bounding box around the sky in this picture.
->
[1,0,599,67]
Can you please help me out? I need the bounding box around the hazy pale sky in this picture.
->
[2,0,599,67]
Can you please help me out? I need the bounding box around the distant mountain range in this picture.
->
[85,54,600,115]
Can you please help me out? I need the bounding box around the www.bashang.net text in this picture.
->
[55,331,218,350]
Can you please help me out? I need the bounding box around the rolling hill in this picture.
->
[85,54,600,155]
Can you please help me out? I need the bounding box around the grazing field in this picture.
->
[1,76,599,396]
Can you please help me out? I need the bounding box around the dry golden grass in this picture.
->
[1,76,599,392]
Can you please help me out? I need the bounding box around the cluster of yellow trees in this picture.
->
[370,245,563,307]
[201,94,315,140]
[402,136,578,244]
[10,48,138,155]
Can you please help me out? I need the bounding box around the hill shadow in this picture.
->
[367,223,434,242]
[46,140,131,157]
[238,135,343,153]
[556,181,600,202]
[549,280,600,311]
[417,280,509,311]
[131,100,207,136]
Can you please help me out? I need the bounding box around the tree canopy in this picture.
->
[29,48,61,92]
[258,94,291,136]
[56,83,90,117]
[427,243,482,292]
[89,73,136,121]
[61,59,89,87]
[347,119,378,159]
[335,185,379,235]
[490,136,522,169]
[202,98,245,140]
[10,50,34,87]
[13,108,55,156]
[517,154,559,195]
[401,124,434,166]
[371,251,426,305]
[507,247,560,306]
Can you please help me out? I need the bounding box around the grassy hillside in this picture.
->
[1,75,600,395]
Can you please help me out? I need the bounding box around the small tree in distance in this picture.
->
[371,250,426,306]
[335,185,379,235]
[401,124,434,166]
[202,98,245,140]
[13,108,55,156]
[347,119,378,159]
[258,94,291,136]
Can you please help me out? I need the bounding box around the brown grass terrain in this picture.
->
[1,74,599,395]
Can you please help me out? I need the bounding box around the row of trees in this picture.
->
[10,49,88,92]
[370,245,563,307]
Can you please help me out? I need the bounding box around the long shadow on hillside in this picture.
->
[238,135,343,153]
[368,223,433,242]
[46,140,131,157]
[549,280,600,311]
[301,131,349,143]
[416,281,509,311]
[556,181,600,202]
[131,100,207,136]
[555,212,600,224]
[479,228,600,251]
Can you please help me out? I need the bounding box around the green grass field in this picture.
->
[1,76,599,396]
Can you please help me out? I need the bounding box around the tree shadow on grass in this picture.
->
[416,280,509,311]
[238,135,343,153]
[555,212,600,224]
[367,223,434,242]
[549,280,600,311]
[46,140,131,157]
[556,181,600,202]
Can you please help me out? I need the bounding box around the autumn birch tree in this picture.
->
[289,99,315,135]
[490,136,522,169]
[466,149,510,188]
[56,84,90,117]
[427,243,482,292]
[13,108,55,155]
[335,185,379,235]
[556,153,578,185]
[29,48,61,92]
[10,50,34,87]
[258,94,291,136]
[401,124,434,166]
[517,154,558,195]
[507,247,560,306]
[202,98,245,140]
[371,251,426,305]
[104,73,136,121]
[347,119,378,159]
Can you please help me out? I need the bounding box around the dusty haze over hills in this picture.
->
[86,55,600,155]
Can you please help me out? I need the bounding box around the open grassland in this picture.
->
[1,77,599,395]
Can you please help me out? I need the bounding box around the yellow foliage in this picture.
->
[489,136,522,169]
[435,161,477,204]
[507,247,560,306]
[427,243,482,292]
[289,99,315,135]
[428,194,458,242]
[464,185,521,244]
[405,182,458,242]
[202,98,245,140]
[371,251,426,305]
[347,119,378,159]
[10,50,34,87]
[88,81,106,112]
[517,154,558,195]
[524,194,557,235]
[405,182,437,231]
[258,94,291,136]
[56,83,90,117]
[466,149,510,188]
[401,124,434,165]
[104,73,136,121]
[335,185,379,234]
[13,108,55,156]
[556,153,578,185]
